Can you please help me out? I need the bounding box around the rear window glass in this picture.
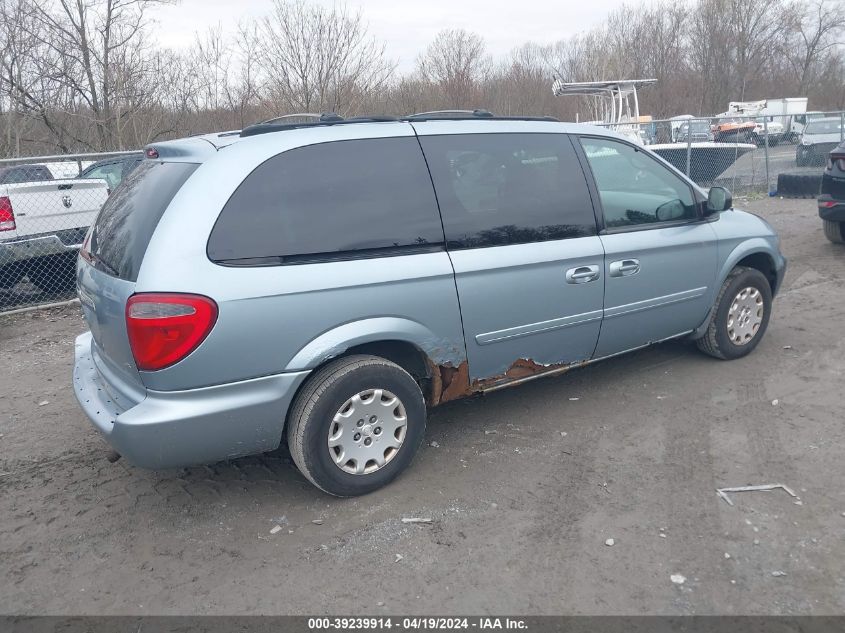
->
[0,165,53,184]
[207,137,444,264]
[90,161,197,281]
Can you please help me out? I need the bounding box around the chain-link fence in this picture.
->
[0,150,141,312]
[3,112,845,312]
[599,111,845,195]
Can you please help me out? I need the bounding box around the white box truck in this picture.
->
[761,98,809,142]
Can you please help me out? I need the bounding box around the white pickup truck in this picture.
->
[0,167,108,293]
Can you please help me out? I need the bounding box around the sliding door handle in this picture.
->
[609,259,640,277]
[566,265,600,284]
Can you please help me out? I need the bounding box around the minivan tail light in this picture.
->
[126,293,217,371]
[0,196,15,231]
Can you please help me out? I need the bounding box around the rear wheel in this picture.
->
[29,254,76,294]
[0,263,25,290]
[697,267,772,360]
[823,219,845,244]
[287,355,426,496]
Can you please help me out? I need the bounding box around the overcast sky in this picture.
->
[150,0,629,70]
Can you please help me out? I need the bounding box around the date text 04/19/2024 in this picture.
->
[307,617,528,630]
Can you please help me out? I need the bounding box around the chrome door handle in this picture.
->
[609,259,640,277]
[565,265,600,284]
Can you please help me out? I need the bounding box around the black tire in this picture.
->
[28,254,76,294]
[777,173,822,197]
[286,354,426,497]
[696,266,773,360]
[0,263,25,290]
[823,219,845,244]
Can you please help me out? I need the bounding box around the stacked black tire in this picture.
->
[777,173,822,198]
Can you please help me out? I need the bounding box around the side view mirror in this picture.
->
[706,186,732,214]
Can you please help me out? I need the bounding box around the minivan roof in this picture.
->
[143,113,625,164]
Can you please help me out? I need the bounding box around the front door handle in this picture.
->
[609,259,641,277]
[565,265,600,284]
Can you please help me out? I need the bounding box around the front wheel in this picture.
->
[823,219,845,244]
[697,266,773,360]
[287,355,426,496]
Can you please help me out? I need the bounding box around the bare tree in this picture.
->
[258,0,395,115]
[2,0,845,157]
[1,0,174,151]
[416,29,490,109]
[789,0,845,95]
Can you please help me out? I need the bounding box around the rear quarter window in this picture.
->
[207,137,444,264]
[90,160,198,281]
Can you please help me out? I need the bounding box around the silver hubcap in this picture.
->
[328,388,407,475]
[727,286,764,346]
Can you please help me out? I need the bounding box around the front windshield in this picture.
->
[691,121,710,132]
[806,120,843,135]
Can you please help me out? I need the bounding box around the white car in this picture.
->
[796,117,845,166]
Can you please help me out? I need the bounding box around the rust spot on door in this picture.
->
[427,357,572,406]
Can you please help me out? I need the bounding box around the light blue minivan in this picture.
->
[73,112,786,496]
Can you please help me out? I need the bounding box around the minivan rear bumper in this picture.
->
[73,332,310,469]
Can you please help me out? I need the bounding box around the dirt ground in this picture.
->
[1,197,843,616]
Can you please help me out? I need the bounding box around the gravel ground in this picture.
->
[1,197,843,616]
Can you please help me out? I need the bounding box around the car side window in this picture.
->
[84,163,122,190]
[208,137,444,263]
[580,137,697,229]
[418,133,597,248]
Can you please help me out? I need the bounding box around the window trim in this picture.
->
[214,243,446,267]
[576,134,709,234]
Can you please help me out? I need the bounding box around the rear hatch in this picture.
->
[1,179,107,242]
[78,160,198,392]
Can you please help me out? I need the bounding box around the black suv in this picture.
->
[819,141,845,243]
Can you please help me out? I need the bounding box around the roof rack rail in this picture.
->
[240,113,400,138]
[239,110,561,138]
[403,110,559,123]
[406,109,494,120]
[260,112,343,125]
